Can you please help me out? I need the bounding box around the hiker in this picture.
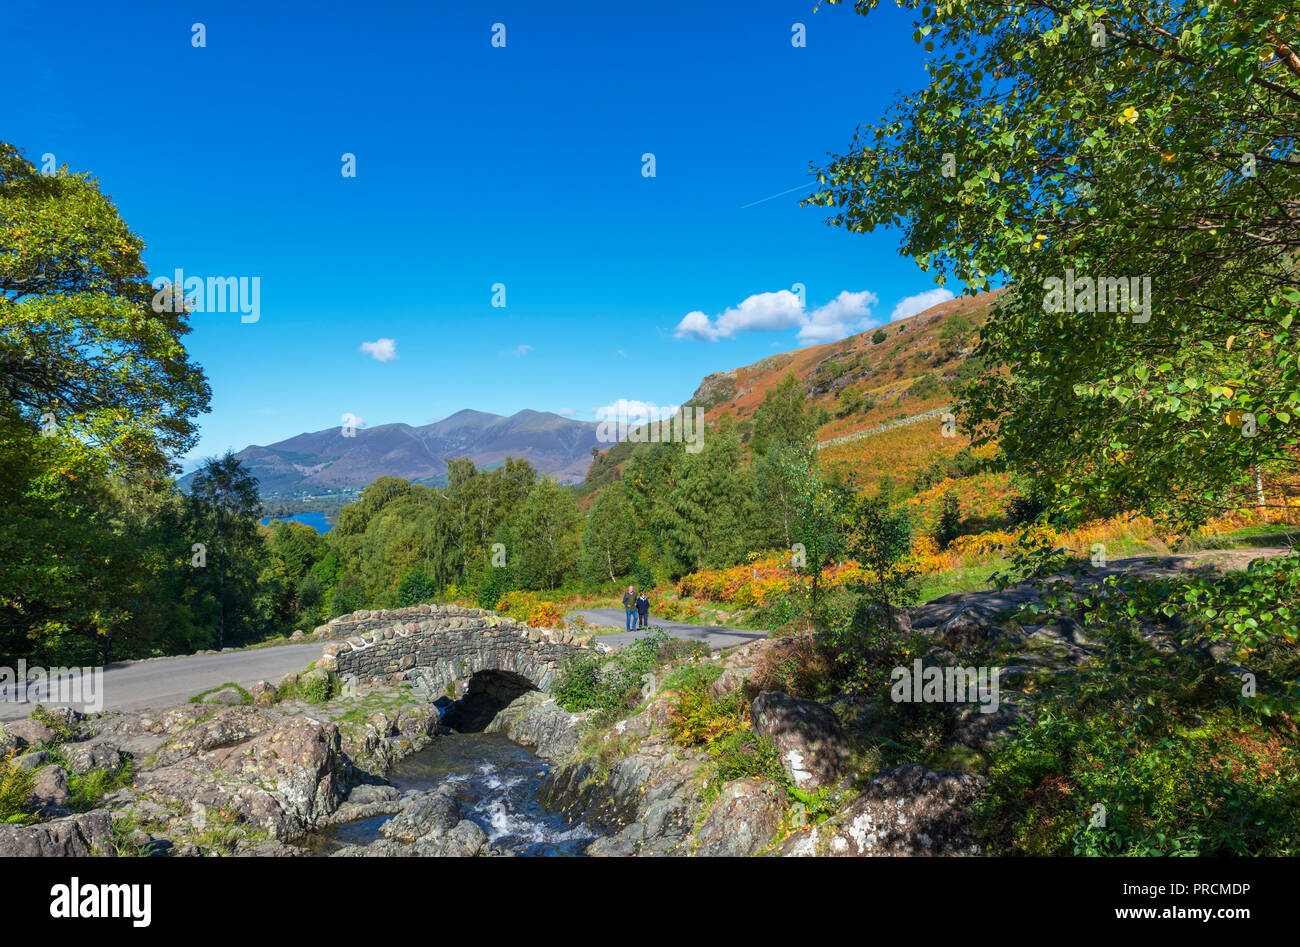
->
[636,591,650,629]
[622,585,637,631]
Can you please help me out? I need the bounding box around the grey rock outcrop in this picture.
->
[751,691,850,790]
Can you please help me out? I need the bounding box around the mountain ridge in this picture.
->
[184,408,601,496]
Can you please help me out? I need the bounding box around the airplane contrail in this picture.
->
[740,181,818,209]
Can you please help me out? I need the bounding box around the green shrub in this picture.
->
[934,489,962,549]
[397,569,436,607]
[553,629,678,722]
[328,573,366,618]
[974,709,1300,856]
[476,567,514,611]
[296,670,338,704]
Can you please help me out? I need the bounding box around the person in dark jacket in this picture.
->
[636,592,650,629]
[622,585,637,631]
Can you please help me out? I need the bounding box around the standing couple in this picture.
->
[622,585,649,631]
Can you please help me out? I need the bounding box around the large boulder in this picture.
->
[692,778,783,857]
[4,718,57,749]
[137,716,344,842]
[751,691,850,790]
[483,692,588,760]
[949,696,1032,751]
[781,764,984,856]
[0,809,115,857]
[924,605,1013,651]
[379,790,461,843]
[708,666,754,700]
[199,686,247,706]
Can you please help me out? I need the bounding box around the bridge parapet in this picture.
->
[316,603,589,694]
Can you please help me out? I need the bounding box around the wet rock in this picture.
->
[751,691,850,790]
[542,738,706,853]
[410,820,488,857]
[346,783,400,806]
[379,790,461,842]
[484,691,589,760]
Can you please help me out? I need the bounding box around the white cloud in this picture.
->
[508,344,532,357]
[557,407,577,417]
[796,290,880,345]
[889,288,955,322]
[674,289,879,346]
[593,399,681,423]
[359,338,398,362]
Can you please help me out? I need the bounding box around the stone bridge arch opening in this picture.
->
[442,669,537,732]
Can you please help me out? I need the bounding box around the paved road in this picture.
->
[0,642,325,721]
[565,608,767,651]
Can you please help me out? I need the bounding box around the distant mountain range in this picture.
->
[185,409,600,497]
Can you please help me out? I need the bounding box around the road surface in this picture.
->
[0,642,325,721]
[564,608,767,650]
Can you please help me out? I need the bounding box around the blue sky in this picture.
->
[3,0,958,465]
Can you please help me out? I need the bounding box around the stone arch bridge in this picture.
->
[316,604,591,699]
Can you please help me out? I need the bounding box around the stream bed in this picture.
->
[312,732,599,857]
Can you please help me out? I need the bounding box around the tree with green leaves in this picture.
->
[506,476,582,590]
[0,143,212,664]
[660,427,755,574]
[184,453,265,648]
[580,482,638,584]
[782,453,852,631]
[0,142,210,474]
[750,372,818,461]
[935,489,962,549]
[847,493,917,627]
[809,0,1299,529]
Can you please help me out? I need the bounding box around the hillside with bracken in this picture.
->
[581,289,1002,501]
